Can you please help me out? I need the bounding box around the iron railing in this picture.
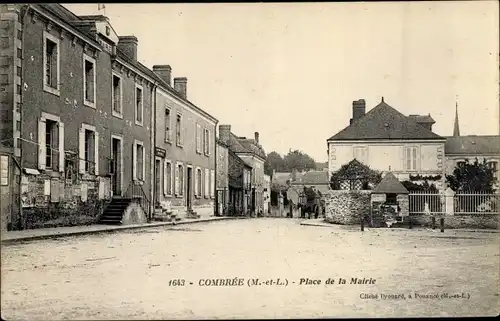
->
[125,180,152,220]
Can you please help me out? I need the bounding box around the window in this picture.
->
[84,129,95,173]
[112,74,122,116]
[79,124,98,175]
[45,120,57,169]
[137,144,144,181]
[405,146,418,171]
[210,169,215,198]
[353,146,368,164]
[83,55,96,106]
[135,85,143,125]
[43,32,59,95]
[165,108,171,142]
[204,168,209,198]
[165,161,172,196]
[196,123,202,153]
[204,129,210,156]
[133,140,145,181]
[0,155,8,186]
[196,168,202,197]
[178,164,184,195]
[488,161,498,179]
[176,114,182,146]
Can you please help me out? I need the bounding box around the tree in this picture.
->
[283,150,316,172]
[264,151,286,176]
[446,158,496,192]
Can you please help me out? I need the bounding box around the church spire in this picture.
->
[453,100,460,137]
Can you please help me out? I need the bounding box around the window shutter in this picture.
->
[174,164,179,195]
[58,122,64,172]
[204,168,209,198]
[210,169,215,197]
[195,168,199,196]
[132,143,137,180]
[163,161,168,196]
[79,128,85,174]
[196,124,200,153]
[142,145,146,182]
[89,65,95,102]
[412,147,417,171]
[38,118,46,170]
[208,130,211,155]
[94,131,99,176]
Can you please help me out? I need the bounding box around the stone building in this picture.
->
[153,66,218,219]
[215,138,229,215]
[327,98,447,190]
[0,3,219,230]
[0,4,159,230]
[227,148,252,215]
[218,124,266,215]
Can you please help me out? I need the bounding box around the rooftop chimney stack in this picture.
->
[173,77,187,99]
[117,36,138,61]
[219,124,231,144]
[152,65,172,86]
[350,99,366,125]
[254,132,259,144]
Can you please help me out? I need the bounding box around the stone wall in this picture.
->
[411,214,499,229]
[20,173,111,229]
[324,190,371,225]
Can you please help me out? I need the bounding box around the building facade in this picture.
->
[153,75,218,219]
[0,4,220,230]
[215,138,229,215]
[227,148,252,215]
[218,124,266,215]
[327,98,447,190]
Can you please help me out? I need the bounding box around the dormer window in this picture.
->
[105,26,111,36]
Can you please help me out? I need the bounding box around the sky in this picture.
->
[63,2,499,162]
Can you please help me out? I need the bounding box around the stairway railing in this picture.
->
[124,180,152,221]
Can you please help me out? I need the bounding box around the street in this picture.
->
[1,218,499,319]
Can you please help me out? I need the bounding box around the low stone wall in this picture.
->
[411,214,499,229]
[324,190,371,225]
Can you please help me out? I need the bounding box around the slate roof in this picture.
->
[225,133,266,160]
[444,135,500,156]
[272,172,292,186]
[408,114,436,124]
[372,172,409,194]
[328,100,444,141]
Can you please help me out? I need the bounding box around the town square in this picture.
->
[0,2,499,319]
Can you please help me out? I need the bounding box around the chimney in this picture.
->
[152,65,172,86]
[350,99,366,125]
[219,124,231,144]
[254,132,259,144]
[173,77,187,99]
[117,36,138,61]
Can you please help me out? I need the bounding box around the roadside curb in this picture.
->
[299,220,499,234]
[1,216,244,245]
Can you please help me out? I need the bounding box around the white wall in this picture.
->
[328,140,445,179]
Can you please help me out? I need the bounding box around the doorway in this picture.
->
[111,137,121,196]
[155,159,161,206]
[186,166,192,210]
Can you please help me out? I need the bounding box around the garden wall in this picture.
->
[411,214,499,229]
[324,190,371,225]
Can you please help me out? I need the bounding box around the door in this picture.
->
[111,138,121,196]
[186,167,192,210]
[155,159,161,206]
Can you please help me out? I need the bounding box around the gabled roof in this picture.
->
[373,172,409,194]
[225,133,266,160]
[328,100,444,141]
[444,135,500,156]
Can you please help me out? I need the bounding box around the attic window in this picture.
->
[105,26,110,36]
